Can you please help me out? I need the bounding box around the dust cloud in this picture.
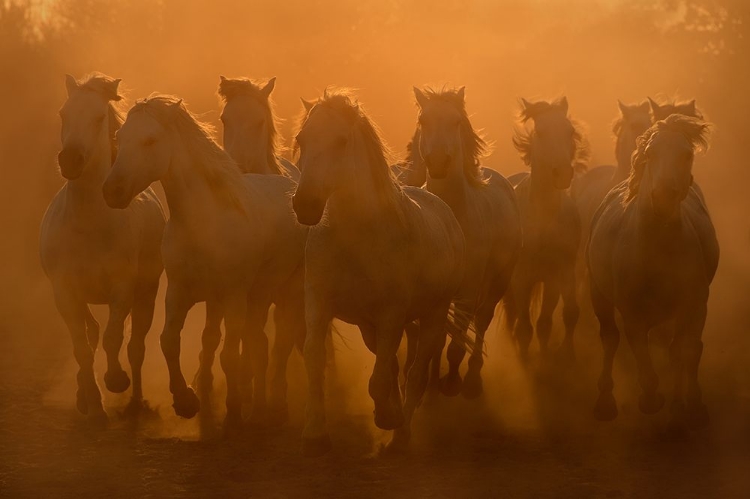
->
[1,0,749,497]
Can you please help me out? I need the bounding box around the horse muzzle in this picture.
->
[292,193,326,226]
[425,154,452,180]
[102,176,133,209]
[58,146,85,180]
[552,165,574,189]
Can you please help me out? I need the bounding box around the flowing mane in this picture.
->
[129,94,246,212]
[217,76,284,174]
[298,89,405,214]
[418,87,489,186]
[513,97,589,172]
[625,114,711,204]
[76,72,125,163]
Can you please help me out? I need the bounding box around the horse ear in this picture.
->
[648,97,661,115]
[617,100,629,117]
[65,74,78,96]
[301,98,315,112]
[109,78,122,101]
[456,86,465,102]
[557,96,569,115]
[171,98,183,109]
[413,87,428,108]
[520,98,532,111]
[686,99,696,115]
[219,75,227,83]
[260,77,276,98]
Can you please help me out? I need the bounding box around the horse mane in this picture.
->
[76,72,125,164]
[299,88,406,218]
[217,76,284,174]
[405,127,421,168]
[130,94,246,213]
[417,87,489,186]
[513,97,589,173]
[625,114,711,204]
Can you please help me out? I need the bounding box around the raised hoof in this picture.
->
[439,373,463,397]
[593,392,618,421]
[76,389,88,415]
[639,392,665,415]
[685,403,709,429]
[374,405,405,431]
[87,408,108,428]
[173,387,201,419]
[461,372,483,400]
[104,369,131,394]
[302,434,332,457]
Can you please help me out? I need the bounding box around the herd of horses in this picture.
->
[39,72,719,456]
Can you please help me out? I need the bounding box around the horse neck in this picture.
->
[327,161,401,229]
[243,130,277,174]
[64,131,112,217]
[614,130,634,182]
[426,157,469,214]
[633,168,683,229]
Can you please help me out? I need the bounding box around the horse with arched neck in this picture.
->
[588,114,718,426]
[408,86,521,399]
[217,75,300,179]
[291,89,465,455]
[40,73,165,424]
[503,96,588,360]
[103,94,307,430]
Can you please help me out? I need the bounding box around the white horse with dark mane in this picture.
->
[103,95,307,429]
[292,89,465,455]
[40,73,165,424]
[588,115,718,426]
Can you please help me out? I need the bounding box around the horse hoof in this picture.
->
[439,373,463,397]
[122,398,149,419]
[76,389,88,415]
[374,405,405,431]
[302,434,332,457]
[382,428,410,456]
[104,369,131,394]
[461,372,483,399]
[593,392,618,421]
[87,408,108,428]
[639,392,665,415]
[173,387,200,419]
[685,403,709,429]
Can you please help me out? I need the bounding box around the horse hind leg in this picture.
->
[269,296,304,425]
[193,299,223,404]
[243,300,270,425]
[124,281,159,417]
[84,307,100,351]
[102,295,133,394]
[512,279,534,361]
[441,309,471,397]
[537,281,560,358]
[680,304,709,428]
[369,318,405,431]
[558,268,580,363]
[591,284,620,421]
[55,291,106,426]
[401,321,419,393]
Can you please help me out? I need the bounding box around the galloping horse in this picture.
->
[217,75,299,179]
[411,86,521,398]
[588,115,718,425]
[291,89,464,455]
[40,73,165,424]
[103,95,307,428]
[503,97,588,360]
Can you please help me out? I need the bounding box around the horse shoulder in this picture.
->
[683,188,720,284]
[587,187,629,297]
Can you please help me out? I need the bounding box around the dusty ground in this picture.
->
[1,281,749,498]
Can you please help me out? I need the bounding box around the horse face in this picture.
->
[416,100,462,180]
[618,101,652,150]
[221,94,268,173]
[58,89,109,179]
[646,131,694,218]
[103,111,170,209]
[530,112,577,189]
[293,108,350,225]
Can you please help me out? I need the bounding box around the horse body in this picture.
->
[504,97,587,359]
[103,95,306,427]
[292,90,464,455]
[588,115,718,424]
[39,74,165,423]
[411,87,521,398]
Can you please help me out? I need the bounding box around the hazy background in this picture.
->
[1,0,749,496]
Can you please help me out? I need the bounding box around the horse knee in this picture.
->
[201,326,221,353]
[446,338,466,365]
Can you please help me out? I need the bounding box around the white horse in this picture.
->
[103,95,307,429]
[40,73,165,424]
[292,90,465,455]
[588,115,718,425]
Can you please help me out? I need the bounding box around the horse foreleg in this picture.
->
[512,278,534,360]
[220,291,249,431]
[402,321,419,392]
[302,297,334,457]
[559,268,580,362]
[125,282,159,415]
[591,284,619,421]
[102,295,133,394]
[679,303,709,428]
[624,319,664,415]
[269,296,303,423]
[55,290,106,425]
[194,299,223,402]
[369,317,405,431]
[537,281,560,356]
[243,301,270,424]
[161,284,198,419]
[442,309,471,397]
[84,307,100,351]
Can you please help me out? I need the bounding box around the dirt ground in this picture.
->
[1,281,749,499]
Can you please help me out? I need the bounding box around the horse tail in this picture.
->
[444,300,480,356]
